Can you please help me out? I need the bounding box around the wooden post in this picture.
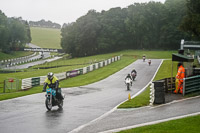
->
[171,61,173,92]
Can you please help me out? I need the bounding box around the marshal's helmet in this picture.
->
[47,72,54,80]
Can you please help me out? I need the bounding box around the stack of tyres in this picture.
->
[153,80,165,104]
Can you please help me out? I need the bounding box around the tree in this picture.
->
[160,0,190,49]
[61,0,191,57]
[180,0,200,39]
[0,10,32,53]
[0,10,9,52]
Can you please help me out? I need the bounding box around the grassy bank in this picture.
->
[30,27,61,49]
[118,114,200,133]
[0,51,34,61]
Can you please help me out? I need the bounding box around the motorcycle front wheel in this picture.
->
[45,98,52,111]
[127,83,130,90]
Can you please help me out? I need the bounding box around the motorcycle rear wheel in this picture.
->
[58,100,63,109]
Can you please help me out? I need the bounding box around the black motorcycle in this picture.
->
[131,71,137,81]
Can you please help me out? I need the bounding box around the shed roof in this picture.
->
[172,53,194,62]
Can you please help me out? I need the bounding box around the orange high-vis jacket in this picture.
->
[176,65,185,82]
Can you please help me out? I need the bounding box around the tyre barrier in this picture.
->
[149,80,165,105]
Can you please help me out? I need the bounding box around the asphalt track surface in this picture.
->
[0,59,179,133]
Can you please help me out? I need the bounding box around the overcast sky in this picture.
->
[0,0,166,25]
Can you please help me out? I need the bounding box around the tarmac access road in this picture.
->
[0,59,162,133]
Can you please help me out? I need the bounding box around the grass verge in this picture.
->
[118,114,200,133]
[0,51,34,60]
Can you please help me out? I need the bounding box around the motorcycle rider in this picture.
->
[125,74,133,86]
[148,59,151,66]
[131,68,137,76]
[131,68,137,80]
[143,55,146,62]
[42,72,64,100]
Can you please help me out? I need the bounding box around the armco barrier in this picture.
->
[104,60,107,66]
[95,63,99,70]
[93,64,96,70]
[40,76,46,85]
[20,55,121,90]
[31,77,40,86]
[87,66,90,73]
[90,65,93,72]
[22,78,32,90]
[66,70,79,78]
[112,57,114,62]
[79,69,83,75]
[183,75,200,96]
[55,72,66,80]
[83,67,87,74]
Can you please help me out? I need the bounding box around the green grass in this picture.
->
[30,27,61,49]
[0,51,34,60]
[118,114,200,133]
[118,86,151,108]
[32,50,176,69]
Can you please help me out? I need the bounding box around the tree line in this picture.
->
[0,11,31,53]
[29,19,61,29]
[61,0,199,57]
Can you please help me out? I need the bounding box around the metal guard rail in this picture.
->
[183,75,200,96]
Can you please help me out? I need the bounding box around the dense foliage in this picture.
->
[29,19,61,29]
[61,0,192,57]
[0,11,31,53]
[180,0,200,39]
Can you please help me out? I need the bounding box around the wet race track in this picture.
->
[0,59,162,133]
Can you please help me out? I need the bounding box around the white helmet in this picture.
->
[47,72,54,80]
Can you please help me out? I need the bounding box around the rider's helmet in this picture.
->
[47,72,54,80]
[128,74,130,76]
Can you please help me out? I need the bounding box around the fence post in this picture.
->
[183,78,186,96]
[3,80,5,93]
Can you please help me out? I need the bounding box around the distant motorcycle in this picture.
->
[131,72,137,81]
[45,88,64,111]
[143,56,146,62]
[125,78,132,91]
[148,59,151,66]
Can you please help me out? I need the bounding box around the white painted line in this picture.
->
[99,112,200,133]
[69,59,163,133]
